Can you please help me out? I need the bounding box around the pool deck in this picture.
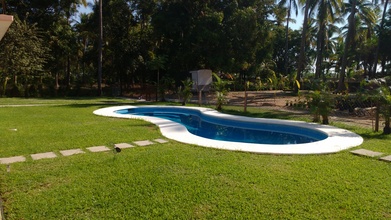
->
[93,105,364,155]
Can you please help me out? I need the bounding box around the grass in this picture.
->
[1,98,391,219]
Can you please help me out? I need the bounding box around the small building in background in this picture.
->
[190,69,213,105]
[190,69,212,92]
[0,14,13,41]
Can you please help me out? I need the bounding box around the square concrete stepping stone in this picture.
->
[87,146,110,152]
[114,143,134,149]
[350,149,383,157]
[154,139,168,144]
[31,152,57,160]
[60,149,85,156]
[379,155,391,162]
[133,140,155,146]
[0,156,26,164]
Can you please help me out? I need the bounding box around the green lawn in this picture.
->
[0,98,390,219]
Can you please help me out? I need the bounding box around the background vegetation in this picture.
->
[0,0,391,97]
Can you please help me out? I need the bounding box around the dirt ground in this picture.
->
[205,90,377,130]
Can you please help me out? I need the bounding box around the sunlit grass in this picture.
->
[0,98,390,219]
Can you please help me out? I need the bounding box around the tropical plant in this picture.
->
[377,84,391,134]
[212,73,230,111]
[178,78,193,106]
[308,90,334,124]
[159,75,175,102]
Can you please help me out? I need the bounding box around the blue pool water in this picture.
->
[116,107,328,145]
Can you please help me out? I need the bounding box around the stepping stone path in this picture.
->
[31,152,57,160]
[60,149,85,156]
[154,139,168,144]
[379,155,391,162]
[350,148,391,163]
[0,156,26,164]
[87,146,111,152]
[0,139,169,166]
[350,149,383,157]
[133,140,155,146]
[115,143,134,149]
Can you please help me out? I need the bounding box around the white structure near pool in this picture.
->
[94,105,363,155]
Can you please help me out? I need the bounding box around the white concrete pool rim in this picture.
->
[93,105,363,154]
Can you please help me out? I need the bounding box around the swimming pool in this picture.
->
[94,106,363,154]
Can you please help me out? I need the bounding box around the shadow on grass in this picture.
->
[219,106,304,120]
[359,131,391,140]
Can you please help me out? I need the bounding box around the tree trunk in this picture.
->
[315,0,326,80]
[244,73,247,112]
[338,0,356,92]
[66,54,71,89]
[381,56,386,75]
[284,5,291,77]
[383,116,390,134]
[375,104,379,132]
[2,76,8,96]
[296,0,311,93]
[97,0,103,96]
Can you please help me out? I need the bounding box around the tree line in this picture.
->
[0,0,390,97]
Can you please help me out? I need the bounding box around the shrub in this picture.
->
[307,91,333,124]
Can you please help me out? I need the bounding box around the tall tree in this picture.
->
[60,0,87,88]
[97,0,103,96]
[0,17,48,97]
[277,0,299,76]
[371,0,389,78]
[296,0,312,93]
[338,0,378,91]
[313,0,342,79]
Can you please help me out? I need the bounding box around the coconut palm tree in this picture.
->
[313,0,343,79]
[296,0,313,93]
[371,0,390,78]
[277,0,299,76]
[337,0,378,91]
[354,12,380,76]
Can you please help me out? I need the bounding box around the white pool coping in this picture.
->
[93,105,363,155]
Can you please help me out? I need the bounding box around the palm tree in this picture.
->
[277,0,299,76]
[338,0,377,91]
[354,13,379,76]
[313,0,343,79]
[371,0,390,78]
[296,0,312,93]
[319,23,341,78]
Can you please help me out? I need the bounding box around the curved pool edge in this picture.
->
[93,105,364,155]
